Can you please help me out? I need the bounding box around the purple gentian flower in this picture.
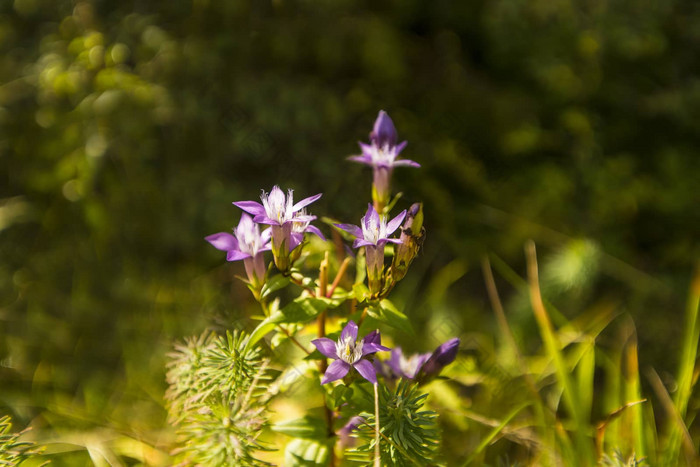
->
[233,186,322,271]
[205,213,271,287]
[335,204,406,295]
[388,347,431,380]
[380,338,460,382]
[348,111,419,210]
[290,208,326,250]
[311,320,389,384]
[419,337,460,380]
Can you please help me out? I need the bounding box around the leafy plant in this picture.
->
[165,331,273,466]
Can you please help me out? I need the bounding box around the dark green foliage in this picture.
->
[165,331,273,466]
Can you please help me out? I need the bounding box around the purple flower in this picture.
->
[419,337,460,380]
[233,186,322,271]
[380,338,460,382]
[348,111,419,210]
[335,204,406,295]
[205,213,271,286]
[311,320,390,384]
[290,208,326,250]
[388,347,431,380]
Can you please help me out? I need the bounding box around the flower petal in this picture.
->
[305,224,326,241]
[383,238,403,245]
[311,338,339,359]
[420,338,460,377]
[365,204,379,231]
[395,140,408,155]
[335,223,363,239]
[353,239,375,248]
[363,330,381,346]
[253,215,278,225]
[227,250,250,261]
[362,342,391,356]
[388,348,403,377]
[205,232,238,252]
[370,110,397,147]
[353,359,377,384]
[292,193,322,212]
[341,320,358,343]
[289,233,303,251]
[392,158,420,168]
[322,360,350,384]
[348,154,372,165]
[386,210,407,235]
[233,201,266,216]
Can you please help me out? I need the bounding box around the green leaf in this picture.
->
[273,416,327,439]
[284,438,330,466]
[244,315,279,351]
[245,297,327,351]
[261,274,290,300]
[367,299,414,336]
[280,297,327,324]
[328,384,353,409]
[352,283,370,303]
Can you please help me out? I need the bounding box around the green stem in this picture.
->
[374,382,380,467]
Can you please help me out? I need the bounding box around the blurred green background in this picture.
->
[1,0,698,463]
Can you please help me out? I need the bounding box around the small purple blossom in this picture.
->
[419,337,460,380]
[379,338,460,382]
[348,111,419,209]
[311,320,389,384]
[233,186,322,270]
[335,204,406,295]
[290,208,326,250]
[388,347,431,380]
[205,213,271,286]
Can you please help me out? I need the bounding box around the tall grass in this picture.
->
[453,248,700,466]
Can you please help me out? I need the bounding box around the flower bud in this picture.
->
[390,203,425,282]
[416,337,460,384]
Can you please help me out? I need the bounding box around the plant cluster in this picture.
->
[166,111,460,465]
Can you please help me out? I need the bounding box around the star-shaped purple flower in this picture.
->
[388,347,432,380]
[311,320,390,384]
[205,213,271,286]
[348,111,419,209]
[233,186,322,270]
[335,204,406,294]
[378,338,460,382]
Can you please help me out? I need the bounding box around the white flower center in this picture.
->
[261,186,294,224]
[335,335,364,365]
[292,209,310,234]
[361,215,388,245]
[235,217,264,256]
[369,143,396,166]
[399,354,424,378]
